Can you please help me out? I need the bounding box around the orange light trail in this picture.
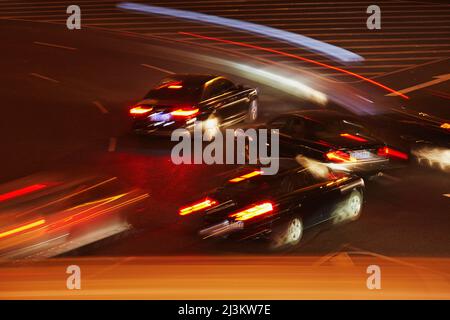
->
[229,170,263,183]
[178,32,409,99]
[179,198,217,216]
[0,219,46,239]
[130,106,153,115]
[229,202,274,221]
[171,108,199,117]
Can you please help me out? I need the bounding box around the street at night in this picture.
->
[0,0,449,301]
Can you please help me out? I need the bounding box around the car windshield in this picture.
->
[144,78,203,102]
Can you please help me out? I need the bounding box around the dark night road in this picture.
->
[0,0,449,264]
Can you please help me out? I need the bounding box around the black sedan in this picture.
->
[261,110,409,175]
[130,74,258,136]
[178,159,364,250]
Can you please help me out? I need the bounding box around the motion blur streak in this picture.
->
[1,257,448,299]
[229,170,262,183]
[21,177,118,216]
[228,62,327,105]
[179,198,217,216]
[117,2,363,63]
[0,219,45,239]
[179,32,409,100]
[413,147,450,172]
[48,193,149,233]
[0,184,47,202]
[340,133,368,143]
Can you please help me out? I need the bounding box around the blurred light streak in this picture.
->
[117,2,363,63]
[226,62,328,105]
[413,147,450,172]
[178,32,409,99]
[229,170,262,183]
[340,133,368,142]
[179,198,217,216]
[229,202,274,221]
[0,184,47,202]
[0,219,46,239]
[48,193,149,232]
[21,177,118,216]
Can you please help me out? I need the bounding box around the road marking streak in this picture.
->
[29,72,59,83]
[33,41,77,51]
[93,101,109,114]
[141,63,175,74]
[108,137,117,152]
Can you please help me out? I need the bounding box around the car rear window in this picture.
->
[144,78,203,102]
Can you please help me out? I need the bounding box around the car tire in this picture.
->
[246,98,258,123]
[333,190,363,224]
[269,215,303,251]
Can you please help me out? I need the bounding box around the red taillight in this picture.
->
[130,106,153,115]
[325,150,356,163]
[229,202,274,221]
[229,170,262,183]
[171,108,199,117]
[179,198,217,216]
[340,133,368,143]
[378,146,408,160]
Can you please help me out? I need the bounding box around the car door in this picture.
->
[267,116,296,157]
[201,78,241,123]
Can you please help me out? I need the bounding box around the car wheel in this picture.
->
[333,190,363,223]
[246,99,258,123]
[269,215,303,250]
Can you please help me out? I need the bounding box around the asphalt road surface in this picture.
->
[0,0,449,264]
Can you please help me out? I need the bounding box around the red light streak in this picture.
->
[178,32,409,99]
[378,147,409,160]
[340,133,368,142]
[0,184,47,202]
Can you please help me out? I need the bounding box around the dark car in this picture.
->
[130,74,258,136]
[178,159,364,250]
[261,110,409,175]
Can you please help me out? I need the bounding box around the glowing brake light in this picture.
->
[229,170,262,183]
[229,202,274,221]
[0,219,46,239]
[378,147,408,160]
[171,108,199,117]
[441,123,450,130]
[179,198,217,216]
[130,106,153,115]
[340,133,368,143]
[325,150,356,163]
